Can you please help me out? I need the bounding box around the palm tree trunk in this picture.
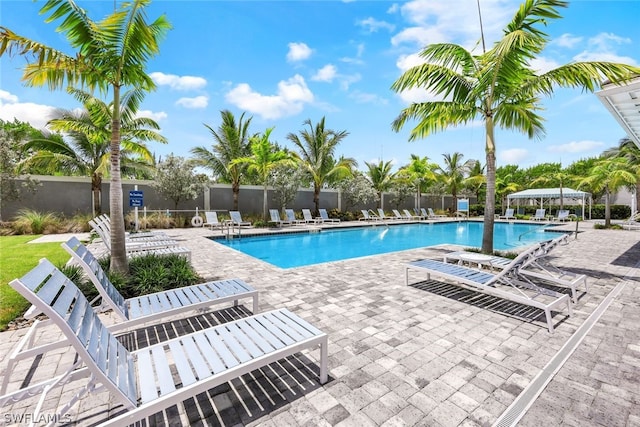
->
[314,183,321,214]
[482,116,496,254]
[109,85,128,274]
[91,173,102,216]
[635,182,640,214]
[232,181,240,211]
[263,185,268,222]
[605,188,611,227]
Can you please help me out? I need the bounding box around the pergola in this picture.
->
[507,187,591,219]
[596,76,640,150]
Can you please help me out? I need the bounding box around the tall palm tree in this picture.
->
[365,159,395,209]
[287,117,355,214]
[191,110,253,211]
[399,155,438,210]
[465,160,486,203]
[1,0,172,273]
[603,137,640,213]
[531,166,576,210]
[231,128,295,221]
[19,90,163,215]
[579,157,637,227]
[391,0,639,253]
[438,152,473,211]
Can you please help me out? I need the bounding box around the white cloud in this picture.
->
[338,73,361,90]
[391,26,447,47]
[553,33,583,49]
[287,42,312,62]
[136,110,168,122]
[387,3,399,14]
[349,90,388,105]
[396,53,425,72]
[312,65,337,82]
[548,140,604,154]
[0,91,57,129]
[529,57,561,75]
[499,148,530,164]
[588,32,631,51]
[150,72,207,90]
[176,96,209,109]
[225,74,314,120]
[569,32,637,66]
[356,17,395,33]
[573,51,638,66]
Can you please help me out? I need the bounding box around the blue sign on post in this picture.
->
[129,190,144,207]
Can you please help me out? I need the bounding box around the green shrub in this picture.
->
[12,209,62,234]
[591,204,631,220]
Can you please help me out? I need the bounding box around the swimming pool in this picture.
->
[213,222,562,269]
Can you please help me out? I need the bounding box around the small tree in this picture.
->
[269,164,305,214]
[389,180,413,209]
[153,155,209,211]
[337,172,378,212]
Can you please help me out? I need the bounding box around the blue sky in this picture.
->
[1,0,639,173]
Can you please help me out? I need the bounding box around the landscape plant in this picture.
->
[153,154,210,211]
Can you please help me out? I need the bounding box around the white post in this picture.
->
[134,184,139,231]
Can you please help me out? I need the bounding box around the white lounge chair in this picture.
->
[442,235,587,303]
[427,208,446,219]
[621,212,640,230]
[405,243,573,333]
[93,214,169,240]
[228,211,252,227]
[89,219,191,260]
[285,209,305,225]
[498,208,515,220]
[531,209,547,221]
[403,209,421,220]
[302,209,319,224]
[4,259,328,426]
[392,209,408,221]
[377,208,397,220]
[359,209,381,221]
[317,208,340,223]
[269,209,290,227]
[204,211,224,231]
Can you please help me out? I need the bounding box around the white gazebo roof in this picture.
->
[596,77,640,149]
[507,188,590,199]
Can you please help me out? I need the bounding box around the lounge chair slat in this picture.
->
[137,350,158,404]
[234,318,277,353]
[243,317,285,350]
[107,335,119,390]
[127,299,141,319]
[216,325,252,363]
[281,308,325,336]
[155,292,173,311]
[226,321,266,358]
[178,336,211,381]
[67,295,88,334]
[138,297,152,316]
[203,330,240,368]
[268,310,314,339]
[20,261,56,292]
[87,320,102,360]
[145,294,162,314]
[151,345,175,396]
[51,280,77,317]
[257,314,297,345]
[168,340,197,386]
[192,332,226,374]
[97,326,110,372]
[77,303,95,346]
[166,291,183,309]
[36,269,67,306]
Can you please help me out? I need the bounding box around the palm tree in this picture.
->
[365,160,395,209]
[287,117,355,214]
[399,155,438,210]
[19,90,163,215]
[579,157,637,227]
[1,0,171,274]
[231,128,295,221]
[603,137,640,213]
[465,160,486,203]
[531,166,576,210]
[191,110,253,211]
[438,152,473,211]
[391,0,639,253]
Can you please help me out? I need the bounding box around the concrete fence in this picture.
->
[1,175,472,220]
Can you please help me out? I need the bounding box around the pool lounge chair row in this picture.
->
[269,208,340,227]
[360,208,448,222]
[1,238,328,426]
[405,235,579,333]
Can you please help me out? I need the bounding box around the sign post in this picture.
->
[129,188,144,231]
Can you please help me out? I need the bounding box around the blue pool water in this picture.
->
[214,222,560,269]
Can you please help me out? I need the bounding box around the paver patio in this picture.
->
[0,220,638,426]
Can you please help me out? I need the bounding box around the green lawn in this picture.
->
[0,235,70,331]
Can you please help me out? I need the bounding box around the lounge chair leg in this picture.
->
[252,295,259,313]
[545,308,554,334]
[319,338,328,384]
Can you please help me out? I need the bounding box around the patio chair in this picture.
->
[403,209,421,220]
[269,209,290,227]
[317,208,340,223]
[91,215,169,241]
[302,209,319,224]
[228,211,252,227]
[89,219,192,260]
[285,209,305,225]
[621,212,640,230]
[553,210,571,222]
[4,258,328,426]
[204,211,224,231]
[427,208,446,219]
[405,242,573,333]
[359,209,381,221]
[377,208,397,220]
[442,235,587,303]
[531,208,547,221]
[392,209,408,221]
[498,208,515,220]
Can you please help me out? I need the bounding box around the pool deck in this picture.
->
[1,219,639,426]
